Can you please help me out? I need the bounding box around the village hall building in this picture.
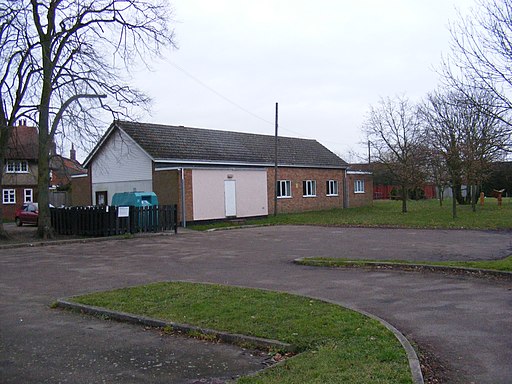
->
[72,120,372,223]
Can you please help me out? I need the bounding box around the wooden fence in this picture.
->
[50,205,178,236]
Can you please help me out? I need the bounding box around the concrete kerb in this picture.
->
[294,257,512,280]
[55,299,296,353]
[55,283,424,384]
[347,306,424,384]
[0,230,185,250]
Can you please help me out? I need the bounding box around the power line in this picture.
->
[169,61,307,137]
[169,61,274,125]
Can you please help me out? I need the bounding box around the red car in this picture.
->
[15,202,39,226]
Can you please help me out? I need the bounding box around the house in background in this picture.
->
[351,162,435,200]
[1,121,86,220]
[72,120,373,223]
[2,121,39,220]
[48,143,87,206]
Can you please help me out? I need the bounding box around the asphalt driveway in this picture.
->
[1,226,511,383]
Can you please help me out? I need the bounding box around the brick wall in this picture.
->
[1,186,38,220]
[152,168,193,223]
[2,162,38,220]
[182,169,194,223]
[347,173,373,207]
[70,175,91,206]
[267,167,345,214]
[152,169,179,205]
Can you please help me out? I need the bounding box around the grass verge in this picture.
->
[190,198,512,231]
[297,255,512,272]
[70,281,413,384]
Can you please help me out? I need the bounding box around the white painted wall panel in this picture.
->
[91,130,152,184]
[90,129,153,205]
[192,169,268,221]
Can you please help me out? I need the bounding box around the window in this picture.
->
[302,180,316,197]
[96,191,108,206]
[3,189,15,204]
[277,180,292,198]
[6,160,28,173]
[354,179,365,193]
[24,189,33,203]
[326,180,339,196]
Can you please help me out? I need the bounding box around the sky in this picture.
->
[127,0,475,163]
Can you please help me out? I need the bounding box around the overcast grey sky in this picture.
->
[131,0,474,162]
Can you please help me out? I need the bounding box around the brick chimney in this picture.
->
[70,143,76,161]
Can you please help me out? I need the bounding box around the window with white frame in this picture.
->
[2,189,16,204]
[326,180,339,196]
[277,180,292,198]
[6,160,28,173]
[354,179,365,193]
[24,189,33,203]
[302,180,316,197]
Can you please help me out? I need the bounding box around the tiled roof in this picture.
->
[6,125,39,160]
[115,121,347,168]
[50,155,86,186]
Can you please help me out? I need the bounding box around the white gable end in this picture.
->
[91,129,152,184]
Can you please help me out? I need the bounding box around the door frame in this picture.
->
[224,180,237,217]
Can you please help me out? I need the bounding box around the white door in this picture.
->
[224,180,237,217]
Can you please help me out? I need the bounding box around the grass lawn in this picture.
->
[297,255,512,272]
[190,198,512,231]
[71,282,413,384]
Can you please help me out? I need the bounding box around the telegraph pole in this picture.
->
[274,102,278,216]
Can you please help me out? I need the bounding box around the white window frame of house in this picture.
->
[302,180,317,197]
[354,179,365,193]
[277,180,292,198]
[326,180,339,196]
[6,160,28,173]
[2,189,16,204]
[24,188,33,203]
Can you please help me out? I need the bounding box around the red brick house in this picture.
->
[73,120,373,223]
[1,121,39,220]
[1,121,86,220]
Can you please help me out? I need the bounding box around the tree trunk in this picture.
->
[471,185,477,212]
[401,186,408,213]
[453,183,466,205]
[37,128,54,239]
[451,186,457,219]
[0,125,11,240]
[438,186,444,207]
[36,22,55,239]
[0,169,9,240]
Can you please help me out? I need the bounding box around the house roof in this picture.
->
[85,120,347,169]
[50,155,86,187]
[6,124,39,160]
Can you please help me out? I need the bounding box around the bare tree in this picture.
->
[420,88,507,217]
[1,1,176,238]
[442,0,512,134]
[364,95,427,213]
[426,149,451,207]
[0,2,39,239]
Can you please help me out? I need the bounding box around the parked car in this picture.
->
[15,202,39,226]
